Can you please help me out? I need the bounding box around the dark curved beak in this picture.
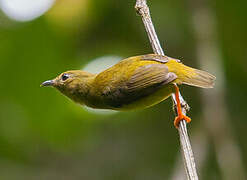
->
[40,80,54,87]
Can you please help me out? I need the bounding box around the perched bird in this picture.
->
[41,54,215,128]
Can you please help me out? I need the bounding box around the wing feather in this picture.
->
[103,63,177,108]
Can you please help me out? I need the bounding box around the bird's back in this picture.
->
[89,55,177,110]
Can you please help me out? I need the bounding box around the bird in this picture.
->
[41,54,215,128]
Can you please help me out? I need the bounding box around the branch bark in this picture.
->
[135,0,198,179]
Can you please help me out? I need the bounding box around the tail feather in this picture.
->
[182,67,216,88]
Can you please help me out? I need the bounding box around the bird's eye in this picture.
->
[61,73,70,81]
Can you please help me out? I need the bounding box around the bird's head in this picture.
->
[41,70,95,103]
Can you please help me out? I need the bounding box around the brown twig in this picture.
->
[135,0,198,179]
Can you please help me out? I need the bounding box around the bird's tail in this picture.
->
[167,60,216,88]
[182,67,215,88]
[179,65,215,88]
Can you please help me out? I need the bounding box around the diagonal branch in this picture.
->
[135,0,198,179]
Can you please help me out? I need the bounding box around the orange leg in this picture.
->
[173,85,191,128]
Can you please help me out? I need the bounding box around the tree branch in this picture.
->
[135,0,198,179]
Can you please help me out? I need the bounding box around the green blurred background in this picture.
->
[0,0,246,179]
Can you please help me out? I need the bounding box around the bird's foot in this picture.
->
[174,114,191,129]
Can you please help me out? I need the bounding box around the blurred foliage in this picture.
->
[0,0,246,179]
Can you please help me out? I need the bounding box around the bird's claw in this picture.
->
[174,114,191,129]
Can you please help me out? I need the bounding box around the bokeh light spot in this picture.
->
[0,0,55,22]
[83,56,122,74]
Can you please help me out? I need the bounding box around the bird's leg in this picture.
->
[173,84,191,128]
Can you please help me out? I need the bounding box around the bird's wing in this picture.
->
[126,64,176,91]
[102,63,177,108]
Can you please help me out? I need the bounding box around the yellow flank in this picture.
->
[41,54,215,110]
[166,60,196,84]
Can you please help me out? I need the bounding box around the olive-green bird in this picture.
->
[41,54,215,128]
